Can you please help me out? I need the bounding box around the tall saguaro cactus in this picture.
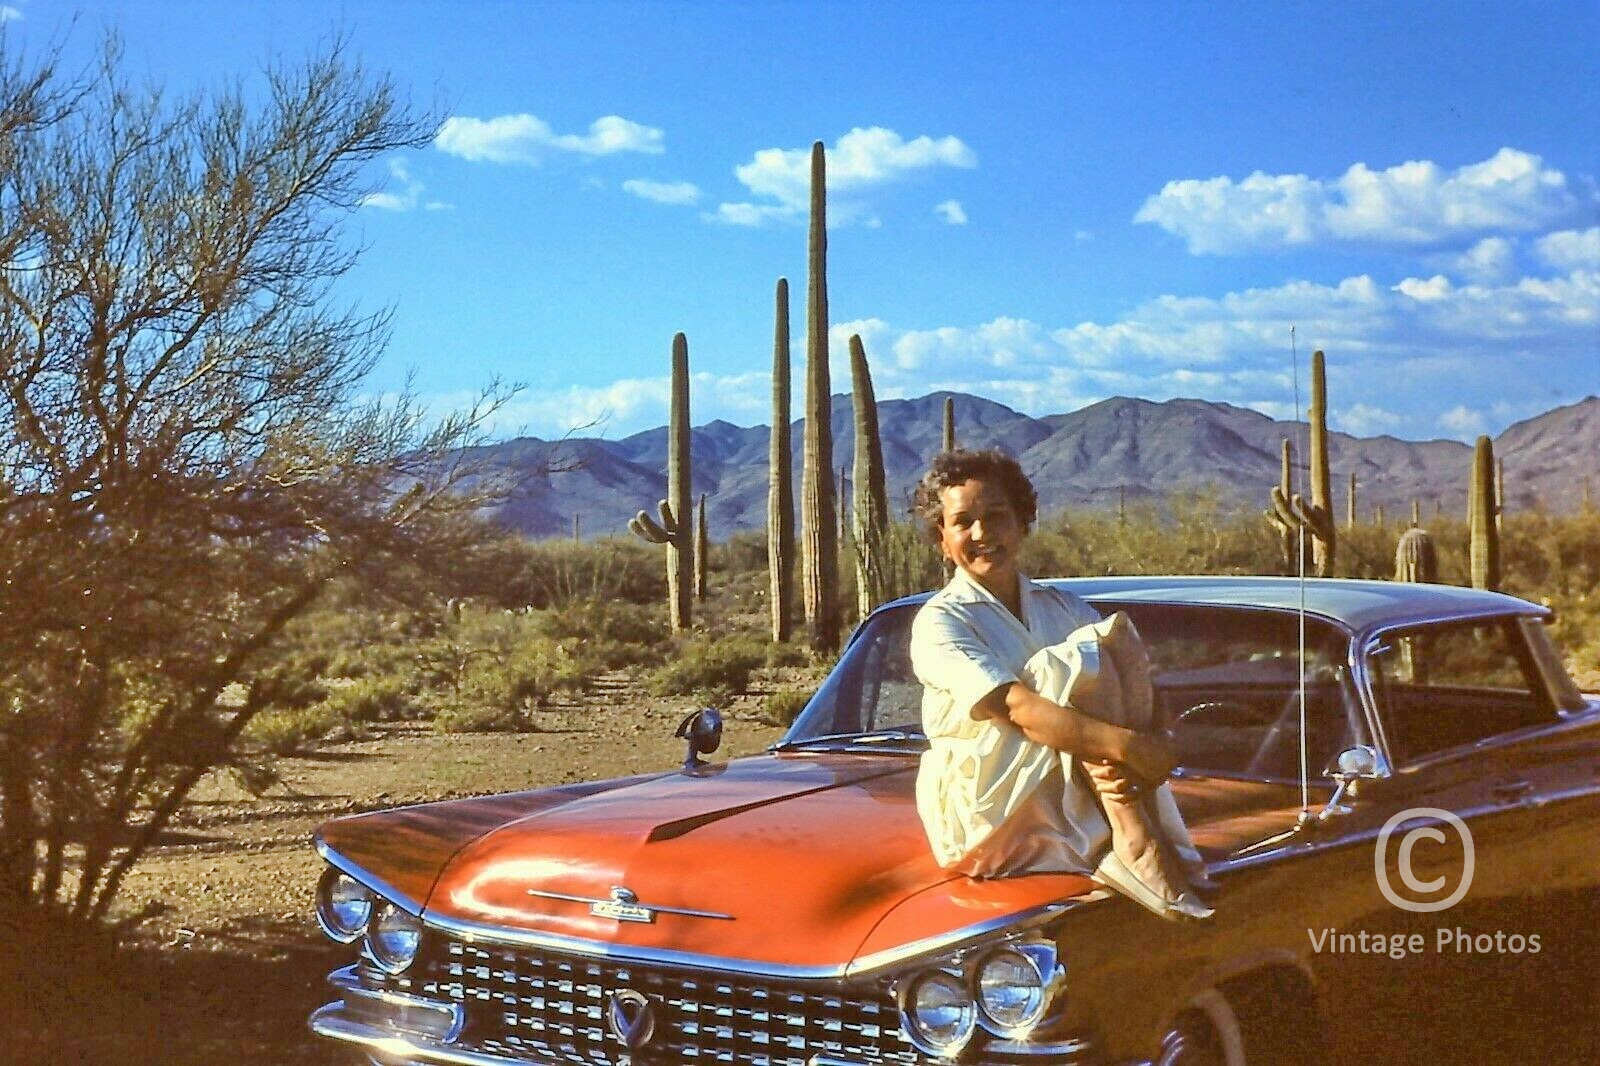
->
[1306,349,1336,576]
[850,335,889,618]
[1266,352,1336,576]
[801,140,839,651]
[768,278,794,643]
[628,332,693,631]
[942,395,956,453]
[1469,435,1501,591]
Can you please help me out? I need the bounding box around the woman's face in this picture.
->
[936,477,1025,594]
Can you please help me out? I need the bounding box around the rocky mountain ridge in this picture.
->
[469,394,1600,540]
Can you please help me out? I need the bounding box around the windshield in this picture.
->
[778,599,1367,778]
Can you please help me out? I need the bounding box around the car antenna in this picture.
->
[1290,325,1313,827]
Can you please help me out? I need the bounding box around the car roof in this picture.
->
[880,575,1546,636]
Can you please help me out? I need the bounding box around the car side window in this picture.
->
[1116,604,1361,780]
[1369,618,1555,763]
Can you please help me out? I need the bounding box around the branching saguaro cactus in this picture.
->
[1394,527,1438,583]
[800,140,839,651]
[850,334,889,618]
[628,332,693,630]
[768,278,794,643]
[1469,434,1501,591]
[1264,438,1299,572]
[1265,351,1336,576]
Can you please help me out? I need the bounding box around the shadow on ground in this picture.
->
[2,922,346,1065]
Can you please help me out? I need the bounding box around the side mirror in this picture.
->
[675,707,723,771]
[1309,744,1381,824]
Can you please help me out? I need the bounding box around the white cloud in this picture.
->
[1442,237,1517,284]
[1338,404,1405,437]
[1136,148,1588,254]
[435,113,663,164]
[1438,406,1488,437]
[717,127,975,227]
[622,179,700,205]
[362,157,449,213]
[1536,227,1600,271]
[934,200,968,225]
[0,6,21,22]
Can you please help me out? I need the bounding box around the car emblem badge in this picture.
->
[606,989,656,1050]
[591,885,655,924]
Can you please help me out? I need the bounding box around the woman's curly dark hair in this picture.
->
[911,448,1038,544]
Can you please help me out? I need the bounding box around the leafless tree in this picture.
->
[0,35,512,926]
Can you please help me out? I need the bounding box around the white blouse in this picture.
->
[909,568,1108,874]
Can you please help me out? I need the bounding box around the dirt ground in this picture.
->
[7,684,788,1065]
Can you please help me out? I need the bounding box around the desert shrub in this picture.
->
[242,703,347,755]
[647,635,767,705]
[431,698,530,735]
[761,689,812,728]
[322,677,411,722]
[763,641,812,668]
[253,659,329,713]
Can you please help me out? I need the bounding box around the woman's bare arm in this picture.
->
[972,682,1177,785]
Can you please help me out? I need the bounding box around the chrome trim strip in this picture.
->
[412,896,1089,981]
[523,887,734,921]
[315,838,428,917]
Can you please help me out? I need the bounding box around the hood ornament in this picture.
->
[606,989,656,1050]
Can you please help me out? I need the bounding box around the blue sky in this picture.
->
[7,1,1598,443]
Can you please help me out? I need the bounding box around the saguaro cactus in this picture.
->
[850,335,889,618]
[1306,350,1336,576]
[1346,472,1357,530]
[942,395,956,453]
[693,493,708,601]
[768,278,794,643]
[1394,527,1438,583]
[628,332,693,631]
[1266,353,1337,575]
[1469,435,1501,591]
[1265,439,1301,573]
[801,140,839,651]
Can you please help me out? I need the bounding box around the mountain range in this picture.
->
[467,393,1600,540]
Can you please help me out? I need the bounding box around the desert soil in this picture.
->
[8,678,788,1066]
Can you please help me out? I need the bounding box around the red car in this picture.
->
[308,577,1600,1065]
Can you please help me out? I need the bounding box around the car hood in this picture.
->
[317,754,1315,972]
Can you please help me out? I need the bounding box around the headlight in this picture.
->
[975,944,1053,1037]
[316,867,373,943]
[899,970,977,1058]
[367,901,424,974]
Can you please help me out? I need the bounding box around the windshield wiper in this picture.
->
[774,727,925,752]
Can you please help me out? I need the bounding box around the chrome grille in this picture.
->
[366,937,917,1065]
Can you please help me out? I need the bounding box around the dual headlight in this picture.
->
[316,867,424,974]
[896,938,1065,1058]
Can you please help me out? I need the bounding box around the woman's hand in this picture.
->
[1083,759,1137,804]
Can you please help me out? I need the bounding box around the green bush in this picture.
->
[322,677,411,722]
[242,703,346,754]
[431,698,530,734]
[761,689,811,728]
[646,635,767,704]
